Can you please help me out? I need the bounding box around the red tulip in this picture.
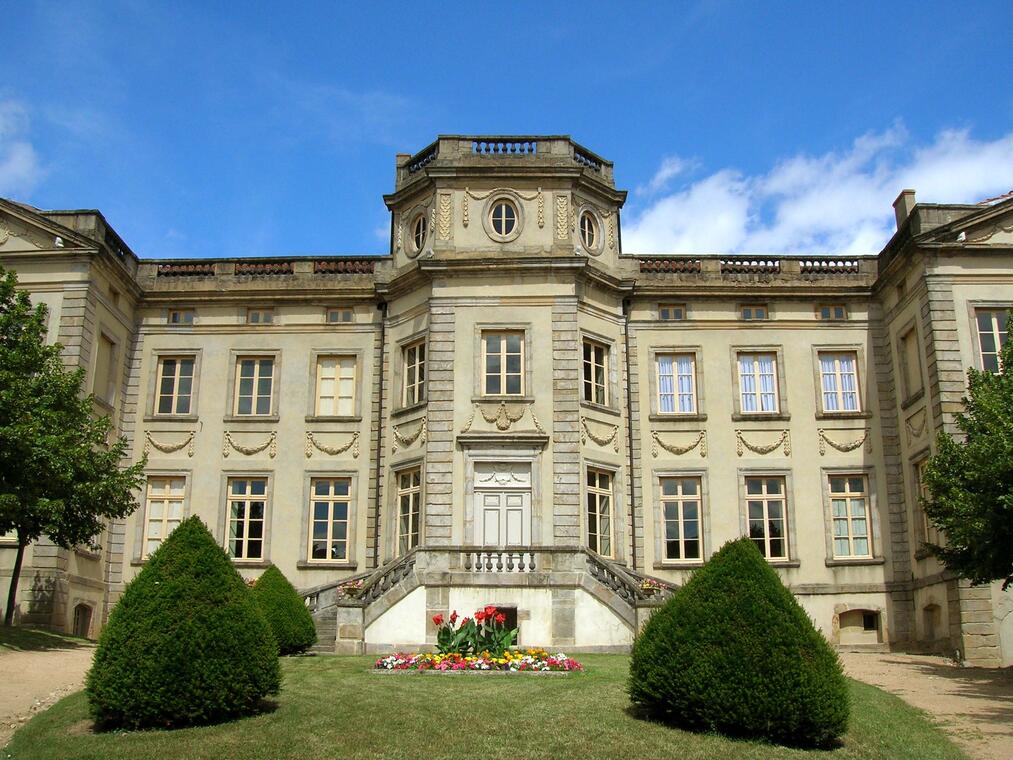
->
[495,613,506,624]
[461,617,470,626]
[450,610,458,623]
[432,614,444,626]
[475,611,486,622]
[484,605,497,617]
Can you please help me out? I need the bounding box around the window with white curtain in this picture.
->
[738,353,778,413]
[657,354,696,414]
[819,352,860,412]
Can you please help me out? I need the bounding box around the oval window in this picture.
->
[579,211,597,249]
[412,214,428,251]
[490,201,517,237]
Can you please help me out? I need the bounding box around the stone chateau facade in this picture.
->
[1,135,1011,665]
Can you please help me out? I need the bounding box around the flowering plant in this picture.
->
[375,649,583,673]
[639,577,668,593]
[338,578,364,597]
[433,606,516,657]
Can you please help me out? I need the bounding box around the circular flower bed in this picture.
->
[375,648,583,672]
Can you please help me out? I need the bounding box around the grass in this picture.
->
[0,625,91,654]
[4,655,966,760]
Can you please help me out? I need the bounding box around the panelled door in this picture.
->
[477,489,531,547]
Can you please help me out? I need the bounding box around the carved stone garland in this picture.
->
[392,417,427,453]
[305,431,360,459]
[144,431,195,457]
[459,402,545,434]
[223,431,277,458]
[735,429,790,457]
[905,411,928,443]
[651,430,707,458]
[817,428,872,456]
[580,416,620,452]
[462,193,469,227]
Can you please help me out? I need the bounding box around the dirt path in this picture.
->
[0,645,95,749]
[841,652,1013,760]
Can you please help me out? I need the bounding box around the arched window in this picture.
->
[579,211,597,249]
[411,214,427,252]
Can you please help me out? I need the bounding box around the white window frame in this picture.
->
[314,355,356,417]
[744,476,789,560]
[818,351,861,413]
[828,474,873,559]
[974,308,1009,374]
[307,477,352,562]
[326,307,353,324]
[586,467,614,558]
[403,339,427,407]
[481,330,525,396]
[396,467,422,557]
[226,477,268,560]
[246,308,274,325]
[167,308,194,325]
[660,476,702,562]
[582,338,609,406]
[737,352,780,414]
[656,352,697,415]
[142,476,186,558]
[740,304,769,321]
[658,303,686,321]
[233,356,275,416]
[154,355,196,416]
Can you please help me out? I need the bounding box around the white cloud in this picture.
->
[0,100,44,197]
[637,155,695,196]
[624,125,1013,254]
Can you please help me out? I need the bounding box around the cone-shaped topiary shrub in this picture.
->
[629,537,849,747]
[86,516,281,729]
[251,565,317,655]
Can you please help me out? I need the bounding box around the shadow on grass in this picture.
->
[89,699,280,735]
[0,625,92,653]
[623,703,845,752]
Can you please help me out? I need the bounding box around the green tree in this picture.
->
[0,265,146,625]
[251,565,317,655]
[922,313,1013,589]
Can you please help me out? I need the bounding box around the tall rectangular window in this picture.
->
[916,459,943,547]
[227,478,266,560]
[234,357,274,415]
[483,331,523,395]
[316,355,355,416]
[975,309,1008,374]
[93,334,117,404]
[738,353,779,413]
[657,353,696,414]
[899,328,923,398]
[403,340,426,406]
[661,477,701,561]
[309,478,350,561]
[156,356,195,415]
[396,468,422,556]
[143,477,184,557]
[746,476,788,559]
[829,475,872,558]
[582,339,608,405]
[586,468,613,556]
[819,352,860,412]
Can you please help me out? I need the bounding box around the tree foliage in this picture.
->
[251,565,317,655]
[0,265,146,625]
[86,516,281,728]
[628,538,849,747]
[922,314,1013,589]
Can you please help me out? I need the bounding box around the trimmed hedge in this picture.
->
[628,537,849,747]
[86,517,281,729]
[251,565,317,655]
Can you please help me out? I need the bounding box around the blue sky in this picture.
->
[1,1,1011,258]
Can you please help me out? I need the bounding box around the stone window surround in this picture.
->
[819,466,885,567]
[402,201,432,259]
[144,348,203,422]
[581,457,627,563]
[166,307,195,325]
[462,447,545,547]
[810,343,872,419]
[966,299,1012,372]
[131,469,192,564]
[738,302,772,321]
[304,347,365,421]
[658,303,688,321]
[297,468,359,569]
[482,190,525,244]
[579,327,620,415]
[729,344,790,421]
[472,322,534,402]
[647,345,707,421]
[735,467,800,567]
[392,328,429,415]
[908,445,937,559]
[816,303,849,321]
[894,317,925,409]
[223,348,282,423]
[385,456,426,563]
[217,470,274,568]
[575,203,605,257]
[91,326,120,410]
[651,467,710,570]
[245,307,275,325]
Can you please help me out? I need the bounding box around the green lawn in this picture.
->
[4,655,965,760]
[0,625,91,654]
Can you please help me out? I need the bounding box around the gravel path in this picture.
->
[0,645,95,749]
[841,652,1013,760]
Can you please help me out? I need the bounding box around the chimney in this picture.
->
[893,189,916,229]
